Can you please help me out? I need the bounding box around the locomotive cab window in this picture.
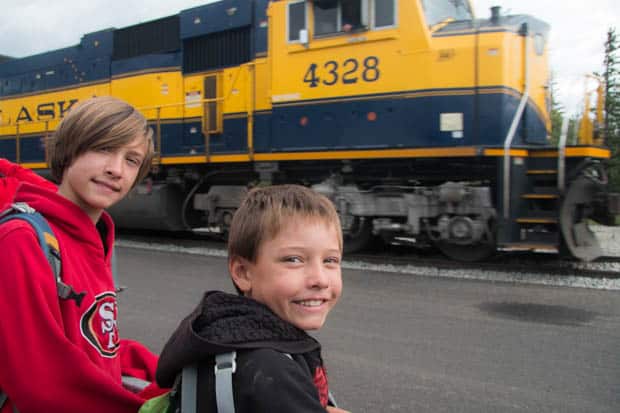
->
[374,0,396,28]
[313,0,395,37]
[288,0,308,43]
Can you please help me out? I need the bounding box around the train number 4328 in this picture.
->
[303,56,380,88]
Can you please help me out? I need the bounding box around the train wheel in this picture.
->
[559,172,604,261]
[342,217,373,254]
[435,218,497,262]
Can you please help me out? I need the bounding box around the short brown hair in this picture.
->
[228,184,343,264]
[48,96,154,186]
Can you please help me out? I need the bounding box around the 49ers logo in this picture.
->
[80,292,120,358]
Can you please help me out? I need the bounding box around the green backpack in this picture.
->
[139,352,237,413]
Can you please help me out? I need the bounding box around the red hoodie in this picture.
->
[0,160,160,413]
[0,158,56,211]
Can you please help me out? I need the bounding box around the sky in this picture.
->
[0,0,618,114]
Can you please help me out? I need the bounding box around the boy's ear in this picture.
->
[229,256,252,294]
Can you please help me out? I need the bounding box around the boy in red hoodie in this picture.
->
[0,96,160,413]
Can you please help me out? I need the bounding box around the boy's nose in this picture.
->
[104,153,124,177]
[308,261,330,289]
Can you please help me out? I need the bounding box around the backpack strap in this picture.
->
[0,202,85,306]
[214,351,237,413]
[181,365,198,413]
[178,351,237,413]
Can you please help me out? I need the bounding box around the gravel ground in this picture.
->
[117,231,620,291]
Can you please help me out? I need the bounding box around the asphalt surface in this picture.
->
[117,246,620,413]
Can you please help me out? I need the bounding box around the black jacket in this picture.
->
[156,291,331,412]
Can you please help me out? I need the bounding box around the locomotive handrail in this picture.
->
[138,98,225,163]
[502,24,529,219]
[3,119,51,165]
[137,97,224,113]
[3,118,57,127]
[154,107,162,165]
[15,123,20,164]
[3,99,224,166]
[557,117,569,193]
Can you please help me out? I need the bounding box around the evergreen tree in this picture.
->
[603,28,620,190]
[549,71,564,145]
[567,116,579,145]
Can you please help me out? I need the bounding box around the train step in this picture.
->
[516,217,558,224]
[527,157,561,171]
[499,242,558,253]
[518,228,559,244]
[526,174,559,190]
[526,169,557,175]
[521,193,559,200]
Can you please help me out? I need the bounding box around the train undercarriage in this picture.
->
[109,152,619,262]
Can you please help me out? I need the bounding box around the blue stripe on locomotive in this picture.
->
[8,88,546,162]
[140,90,548,157]
[1,135,45,163]
[254,91,546,152]
[0,139,16,162]
[19,136,46,162]
[158,118,248,156]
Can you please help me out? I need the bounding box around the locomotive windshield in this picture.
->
[420,0,473,27]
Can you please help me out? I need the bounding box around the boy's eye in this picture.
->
[324,256,341,265]
[282,256,303,263]
[126,157,141,166]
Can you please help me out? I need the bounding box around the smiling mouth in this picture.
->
[295,299,326,307]
[93,179,121,192]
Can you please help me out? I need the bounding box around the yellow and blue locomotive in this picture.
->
[0,0,616,260]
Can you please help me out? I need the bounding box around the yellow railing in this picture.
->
[138,97,225,164]
[0,118,53,165]
[1,98,225,166]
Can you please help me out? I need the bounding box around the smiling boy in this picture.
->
[155,185,349,413]
[0,96,159,413]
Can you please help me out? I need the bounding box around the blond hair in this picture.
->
[48,96,154,186]
[228,184,343,265]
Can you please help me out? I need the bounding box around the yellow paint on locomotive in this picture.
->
[0,82,108,137]
[0,0,567,166]
[474,29,550,132]
[111,71,183,120]
[267,0,550,139]
[269,0,434,102]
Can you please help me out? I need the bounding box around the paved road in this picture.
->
[117,246,620,413]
